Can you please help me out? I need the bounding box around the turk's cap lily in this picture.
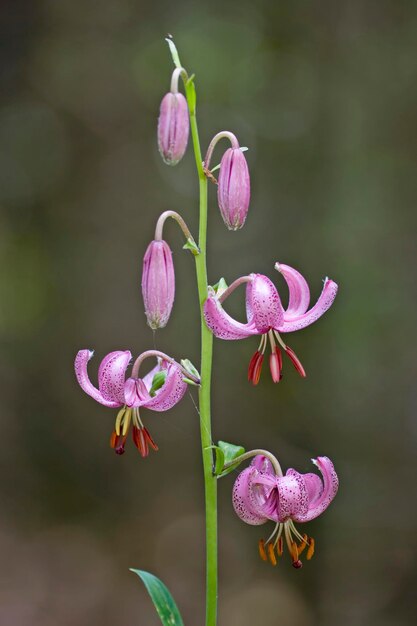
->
[204,263,338,384]
[232,454,338,568]
[74,349,191,456]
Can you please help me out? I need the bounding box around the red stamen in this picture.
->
[248,351,264,385]
[132,426,149,457]
[143,427,159,452]
[269,347,282,383]
[285,346,306,377]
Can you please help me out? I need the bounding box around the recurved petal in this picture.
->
[75,350,123,407]
[98,351,131,404]
[276,471,309,522]
[275,263,310,317]
[245,274,284,333]
[140,362,186,412]
[277,278,338,333]
[291,456,339,522]
[232,467,269,525]
[302,473,324,505]
[204,291,259,340]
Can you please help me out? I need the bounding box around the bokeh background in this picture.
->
[1,1,416,624]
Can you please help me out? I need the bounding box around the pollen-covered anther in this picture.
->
[258,539,268,562]
[285,345,306,377]
[297,533,308,556]
[276,537,283,557]
[306,537,315,560]
[267,542,277,566]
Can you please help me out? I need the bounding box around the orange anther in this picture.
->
[290,541,299,563]
[298,533,308,556]
[306,537,315,560]
[258,539,268,562]
[277,537,283,556]
[267,542,277,566]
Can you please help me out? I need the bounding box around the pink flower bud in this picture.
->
[217,147,250,230]
[157,92,189,166]
[142,240,175,329]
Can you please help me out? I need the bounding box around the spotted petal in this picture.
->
[232,467,270,525]
[275,263,310,317]
[291,456,339,522]
[75,349,130,407]
[140,362,187,412]
[277,278,338,333]
[276,471,309,522]
[245,274,284,332]
[204,289,259,340]
[98,350,132,404]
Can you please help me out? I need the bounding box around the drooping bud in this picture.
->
[217,146,250,230]
[157,70,189,166]
[142,240,175,329]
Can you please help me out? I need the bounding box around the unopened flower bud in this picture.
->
[157,91,189,166]
[217,147,250,230]
[142,240,175,329]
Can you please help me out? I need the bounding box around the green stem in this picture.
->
[185,78,217,626]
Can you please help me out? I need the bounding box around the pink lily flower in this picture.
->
[74,349,191,457]
[204,262,338,384]
[232,454,338,568]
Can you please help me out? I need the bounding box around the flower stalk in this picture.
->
[181,71,217,626]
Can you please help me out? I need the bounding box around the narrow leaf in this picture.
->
[165,37,182,68]
[130,569,184,626]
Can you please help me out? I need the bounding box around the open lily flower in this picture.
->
[74,349,189,457]
[204,263,338,384]
[232,454,338,568]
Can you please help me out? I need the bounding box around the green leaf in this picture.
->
[206,445,225,476]
[130,569,184,626]
[180,358,200,380]
[217,440,245,477]
[182,238,200,256]
[149,371,167,397]
[211,277,228,296]
[165,37,182,69]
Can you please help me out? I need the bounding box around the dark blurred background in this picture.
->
[1,1,416,624]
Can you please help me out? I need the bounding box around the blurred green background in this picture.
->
[1,1,416,624]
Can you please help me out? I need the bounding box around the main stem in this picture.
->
[185,80,217,626]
